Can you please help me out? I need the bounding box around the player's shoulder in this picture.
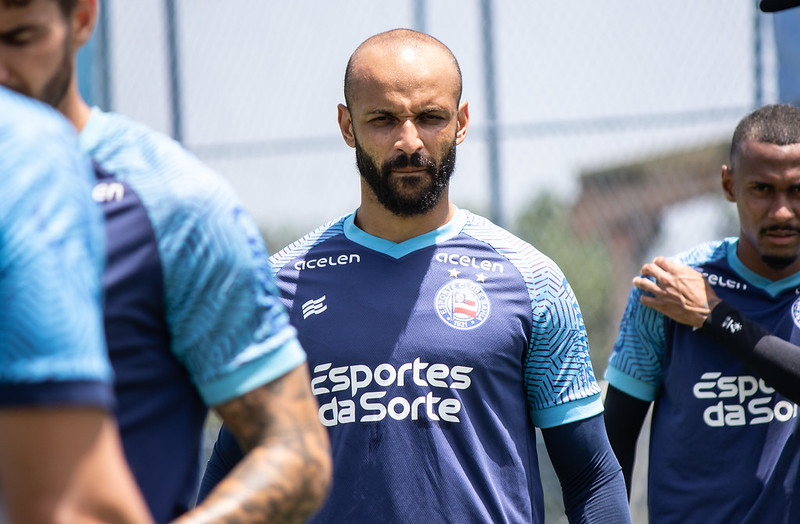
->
[81,108,232,202]
[671,238,731,267]
[269,215,348,272]
[82,109,246,236]
[0,90,95,221]
[460,209,564,278]
[0,88,78,161]
[462,210,537,253]
[0,87,68,134]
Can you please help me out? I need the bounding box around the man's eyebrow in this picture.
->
[419,105,449,113]
[364,106,449,116]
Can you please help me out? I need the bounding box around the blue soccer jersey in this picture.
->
[0,88,112,408]
[266,208,602,523]
[606,238,800,523]
[79,108,306,523]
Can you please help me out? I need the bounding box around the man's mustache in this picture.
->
[761,224,800,235]
[387,152,436,171]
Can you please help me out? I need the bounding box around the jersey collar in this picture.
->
[728,240,800,297]
[343,207,467,259]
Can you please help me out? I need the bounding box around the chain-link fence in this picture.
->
[82,1,798,522]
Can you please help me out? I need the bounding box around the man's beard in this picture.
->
[355,136,457,217]
[39,46,73,108]
[760,225,800,270]
[762,254,798,270]
[9,39,72,108]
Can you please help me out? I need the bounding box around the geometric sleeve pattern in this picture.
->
[604,239,725,401]
[464,213,602,428]
[605,286,667,401]
[268,217,346,274]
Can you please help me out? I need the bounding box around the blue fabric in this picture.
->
[542,414,630,523]
[197,424,243,502]
[606,238,800,523]
[0,87,112,408]
[80,108,305,523]
[202,208,613,523]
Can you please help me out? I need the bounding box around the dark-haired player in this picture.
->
[605,104,800,522]
[0,1,331,522]
[0,85,152,524]
[200,28,630,524]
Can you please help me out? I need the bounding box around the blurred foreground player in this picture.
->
[0,86,152,524]
[605,104,800,522]
[200,29,630,523]
[0,1,331,522]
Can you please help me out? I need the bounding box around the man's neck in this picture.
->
[56,81,92,132]
[354,191,455,244]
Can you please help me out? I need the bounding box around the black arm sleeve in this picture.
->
[602,386,651,499]
[542,413,631,523]
[701,300,800,404]
[196,423,245,504]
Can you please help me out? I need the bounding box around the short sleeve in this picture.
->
[604,285,667,402]
[0,95,112,408]
[523,262,604,428]
[162,187,305,406]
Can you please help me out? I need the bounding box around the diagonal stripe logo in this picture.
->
[302,296,327,319]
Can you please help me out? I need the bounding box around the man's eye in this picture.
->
[1,31,37,47]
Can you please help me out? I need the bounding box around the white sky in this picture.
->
[101,0,779,250]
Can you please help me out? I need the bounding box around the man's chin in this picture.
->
[761,254,799,270]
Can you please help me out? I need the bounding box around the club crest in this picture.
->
[435,279,490,331]
[793,298,800,329]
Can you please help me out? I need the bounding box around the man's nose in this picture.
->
[395,119,423,154]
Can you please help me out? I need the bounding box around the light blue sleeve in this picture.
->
[464,215,604,429]
[0,92,111,392]
[525,269,604,429]
[604,285,666,402]
[79,109,306,406]
[162,184,306,406]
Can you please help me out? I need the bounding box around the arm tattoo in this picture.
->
[172,365,331,524]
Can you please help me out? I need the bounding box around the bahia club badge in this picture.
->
[435,279,490,330]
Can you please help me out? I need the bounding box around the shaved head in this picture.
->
[730,104,800,170]
[343,28,462,110]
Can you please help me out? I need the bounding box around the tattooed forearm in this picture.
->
[171,365,331,524]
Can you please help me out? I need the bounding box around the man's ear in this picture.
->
[455,100,469,145]
[337,104,356,148]
[721,164,736,203]
[70,0,97,51]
